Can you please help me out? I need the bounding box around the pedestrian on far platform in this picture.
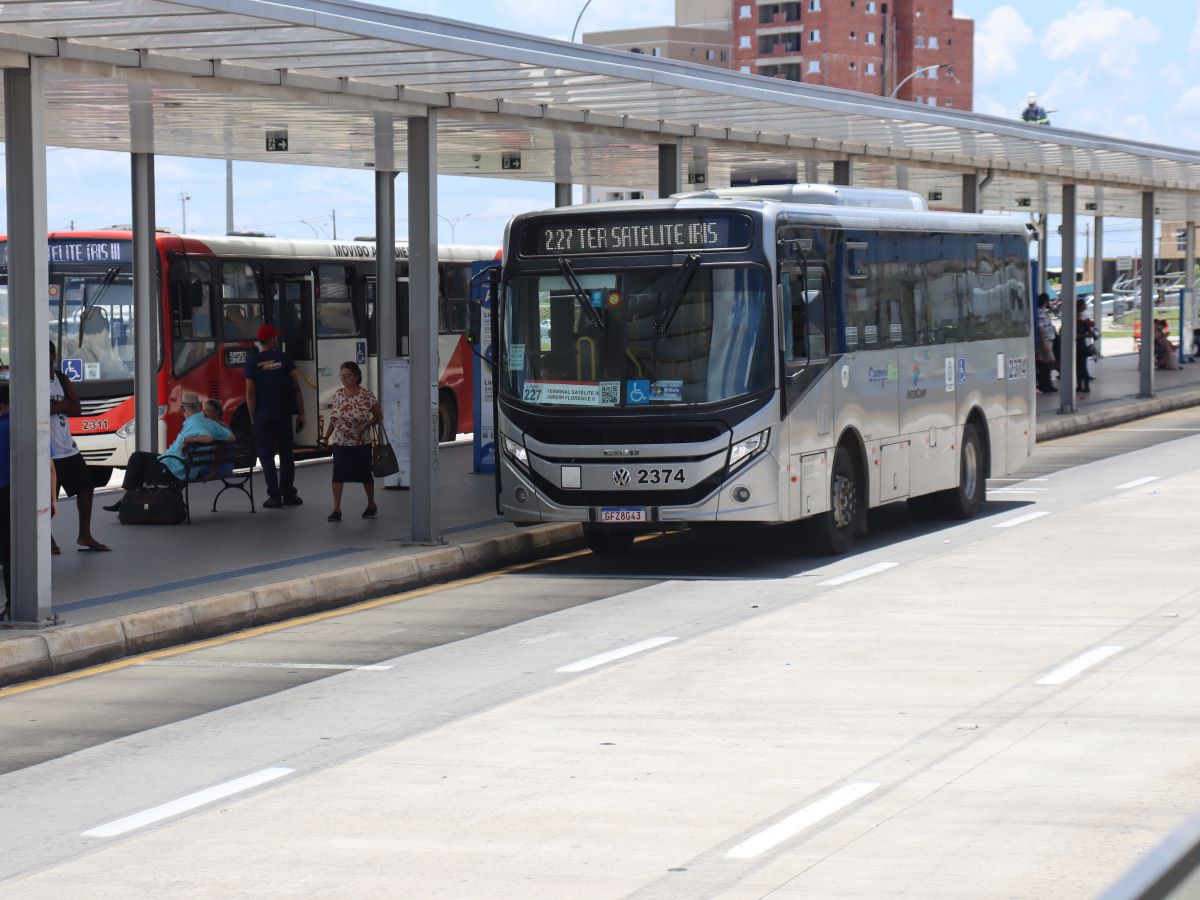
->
[244,324,304,508]
[319,361,381,522]
[1035,293,1058,393]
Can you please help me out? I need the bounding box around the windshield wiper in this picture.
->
[558,258,605,331]
[654,254,701,338]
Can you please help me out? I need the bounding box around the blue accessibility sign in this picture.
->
[626,379,650,405]
[957,357,967,384]
[61,358,84,382]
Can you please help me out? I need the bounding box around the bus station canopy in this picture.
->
[0,0,1198,219]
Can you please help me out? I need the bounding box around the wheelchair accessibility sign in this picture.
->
[626,379,650,405]
[61,358,84,382]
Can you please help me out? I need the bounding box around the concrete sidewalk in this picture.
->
[2,349,1199,687]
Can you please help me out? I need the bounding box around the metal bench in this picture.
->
[154,433,257,523]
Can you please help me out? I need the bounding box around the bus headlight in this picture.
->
[116,405,169,440]
[729,429,769,472]
[502,435,529,470]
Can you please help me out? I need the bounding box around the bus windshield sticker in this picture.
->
[509,344,525,371]
[840,365,850,388]
[890,323,903,342]
[845,326,859,347]
[626,380,651,405]
[650,380,683,402]
[865,325,878,344]
[996,353,1005,380]
[945,358,956,391]
[606,290,622,308]
[84,362,101,381]
[521,380,620,406]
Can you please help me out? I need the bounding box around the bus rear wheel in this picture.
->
[810,445,860,556]
[438,392,457,444]
[582,525,635,555]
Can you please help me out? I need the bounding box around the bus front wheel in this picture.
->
[938,423,985,519]
[438,392,457,444]
[582,525,635,555]
[811,445,860,556]
[88,465,114,489]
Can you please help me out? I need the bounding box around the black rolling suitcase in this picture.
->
[118,488,187,525]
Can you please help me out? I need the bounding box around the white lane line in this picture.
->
[556,637,677,673]
[142,661,394,671]
[726,783,880,859]
[1115,476,1161,490]
[989,488,1047,495]
[993,511,1050,529]
[1116,428,1200,433]
[818,562,898,587]
[1036,646,1124,686]
[83,768,295,838]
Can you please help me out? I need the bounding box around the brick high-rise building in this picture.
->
[732,0,973,111]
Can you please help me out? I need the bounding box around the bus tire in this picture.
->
[438,392,457,444]
[582,525,635,555]
[937,423,985,519]
[811,445,860,555]
[88,465,114,489]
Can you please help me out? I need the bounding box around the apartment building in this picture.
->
[582,0,732,68]
[732,0,973,110]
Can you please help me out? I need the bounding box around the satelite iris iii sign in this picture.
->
[0,240,132,267]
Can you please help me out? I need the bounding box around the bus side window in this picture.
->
[316,264,359,337]
[785,271,827,360]
[221,262,266,341]
[169,257,216,376]
[439,263,471,334]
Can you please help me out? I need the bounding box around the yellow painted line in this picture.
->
[0,545,592,700]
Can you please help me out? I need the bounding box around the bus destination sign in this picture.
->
[519,213,752,257]
[0,239,133,268]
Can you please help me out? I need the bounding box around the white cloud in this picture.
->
[1191,4,1200,56]
[1042,2,1160,66]
[975,6,1036,80]
[974,94,1013,119]
[1172,85,1200,117]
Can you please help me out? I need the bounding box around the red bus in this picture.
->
[0,231,499,484]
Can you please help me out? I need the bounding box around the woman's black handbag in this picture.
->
[370,424,400,478]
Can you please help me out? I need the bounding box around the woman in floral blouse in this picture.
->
[320,361,382,522]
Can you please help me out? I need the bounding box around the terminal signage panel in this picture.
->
[517,213,753,258]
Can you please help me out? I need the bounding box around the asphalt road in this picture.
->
[2,408,1200,898]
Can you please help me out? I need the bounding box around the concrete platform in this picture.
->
[2,348,1200,686]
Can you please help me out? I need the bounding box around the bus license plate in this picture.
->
[600,507,645,523]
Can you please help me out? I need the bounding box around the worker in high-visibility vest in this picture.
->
[1022,92,1051,126]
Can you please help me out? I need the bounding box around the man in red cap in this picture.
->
[243,324,305,507]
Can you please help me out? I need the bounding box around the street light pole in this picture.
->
[178,190,191,233]
[438,213,471,243]
[570,0,594,42]
[890,63,954,99]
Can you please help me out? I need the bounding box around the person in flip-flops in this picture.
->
[49,342,109,553]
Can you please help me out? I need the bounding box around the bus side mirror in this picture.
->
[467,300,481,346]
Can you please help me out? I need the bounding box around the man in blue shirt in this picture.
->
[244,324,305,508]
[102,394,234,510]
[0,382,11,617]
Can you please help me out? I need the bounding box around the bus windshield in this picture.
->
[52,269,136,382]
[502,265,773,408]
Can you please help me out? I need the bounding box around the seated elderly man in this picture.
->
[103,394,234,510]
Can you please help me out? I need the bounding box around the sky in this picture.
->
[3,0,1200,262]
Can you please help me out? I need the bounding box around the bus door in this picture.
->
[314,264,367,432]
[269,274,319,446]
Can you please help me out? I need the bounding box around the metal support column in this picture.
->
[1139,191,1155,398]
[1185,221,1196,359]
[374,114,397,404]
[1037,213,1049,297]
[961,174,978,214]
[4,62,52,623]
[832,159,852,186]
[658,141,681,197]
[1093,216,1103,358]
[407,111,439,542]
[131,153,159,453]
[554,183,572,207]
[225,160,235,234]
[1059,184,1077,413]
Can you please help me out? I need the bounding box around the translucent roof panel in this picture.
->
[0,0,1196,217]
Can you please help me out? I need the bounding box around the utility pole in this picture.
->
[331,209,337,240]
[179,190,191,233]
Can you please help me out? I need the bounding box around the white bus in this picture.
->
[492,185,1034,554]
